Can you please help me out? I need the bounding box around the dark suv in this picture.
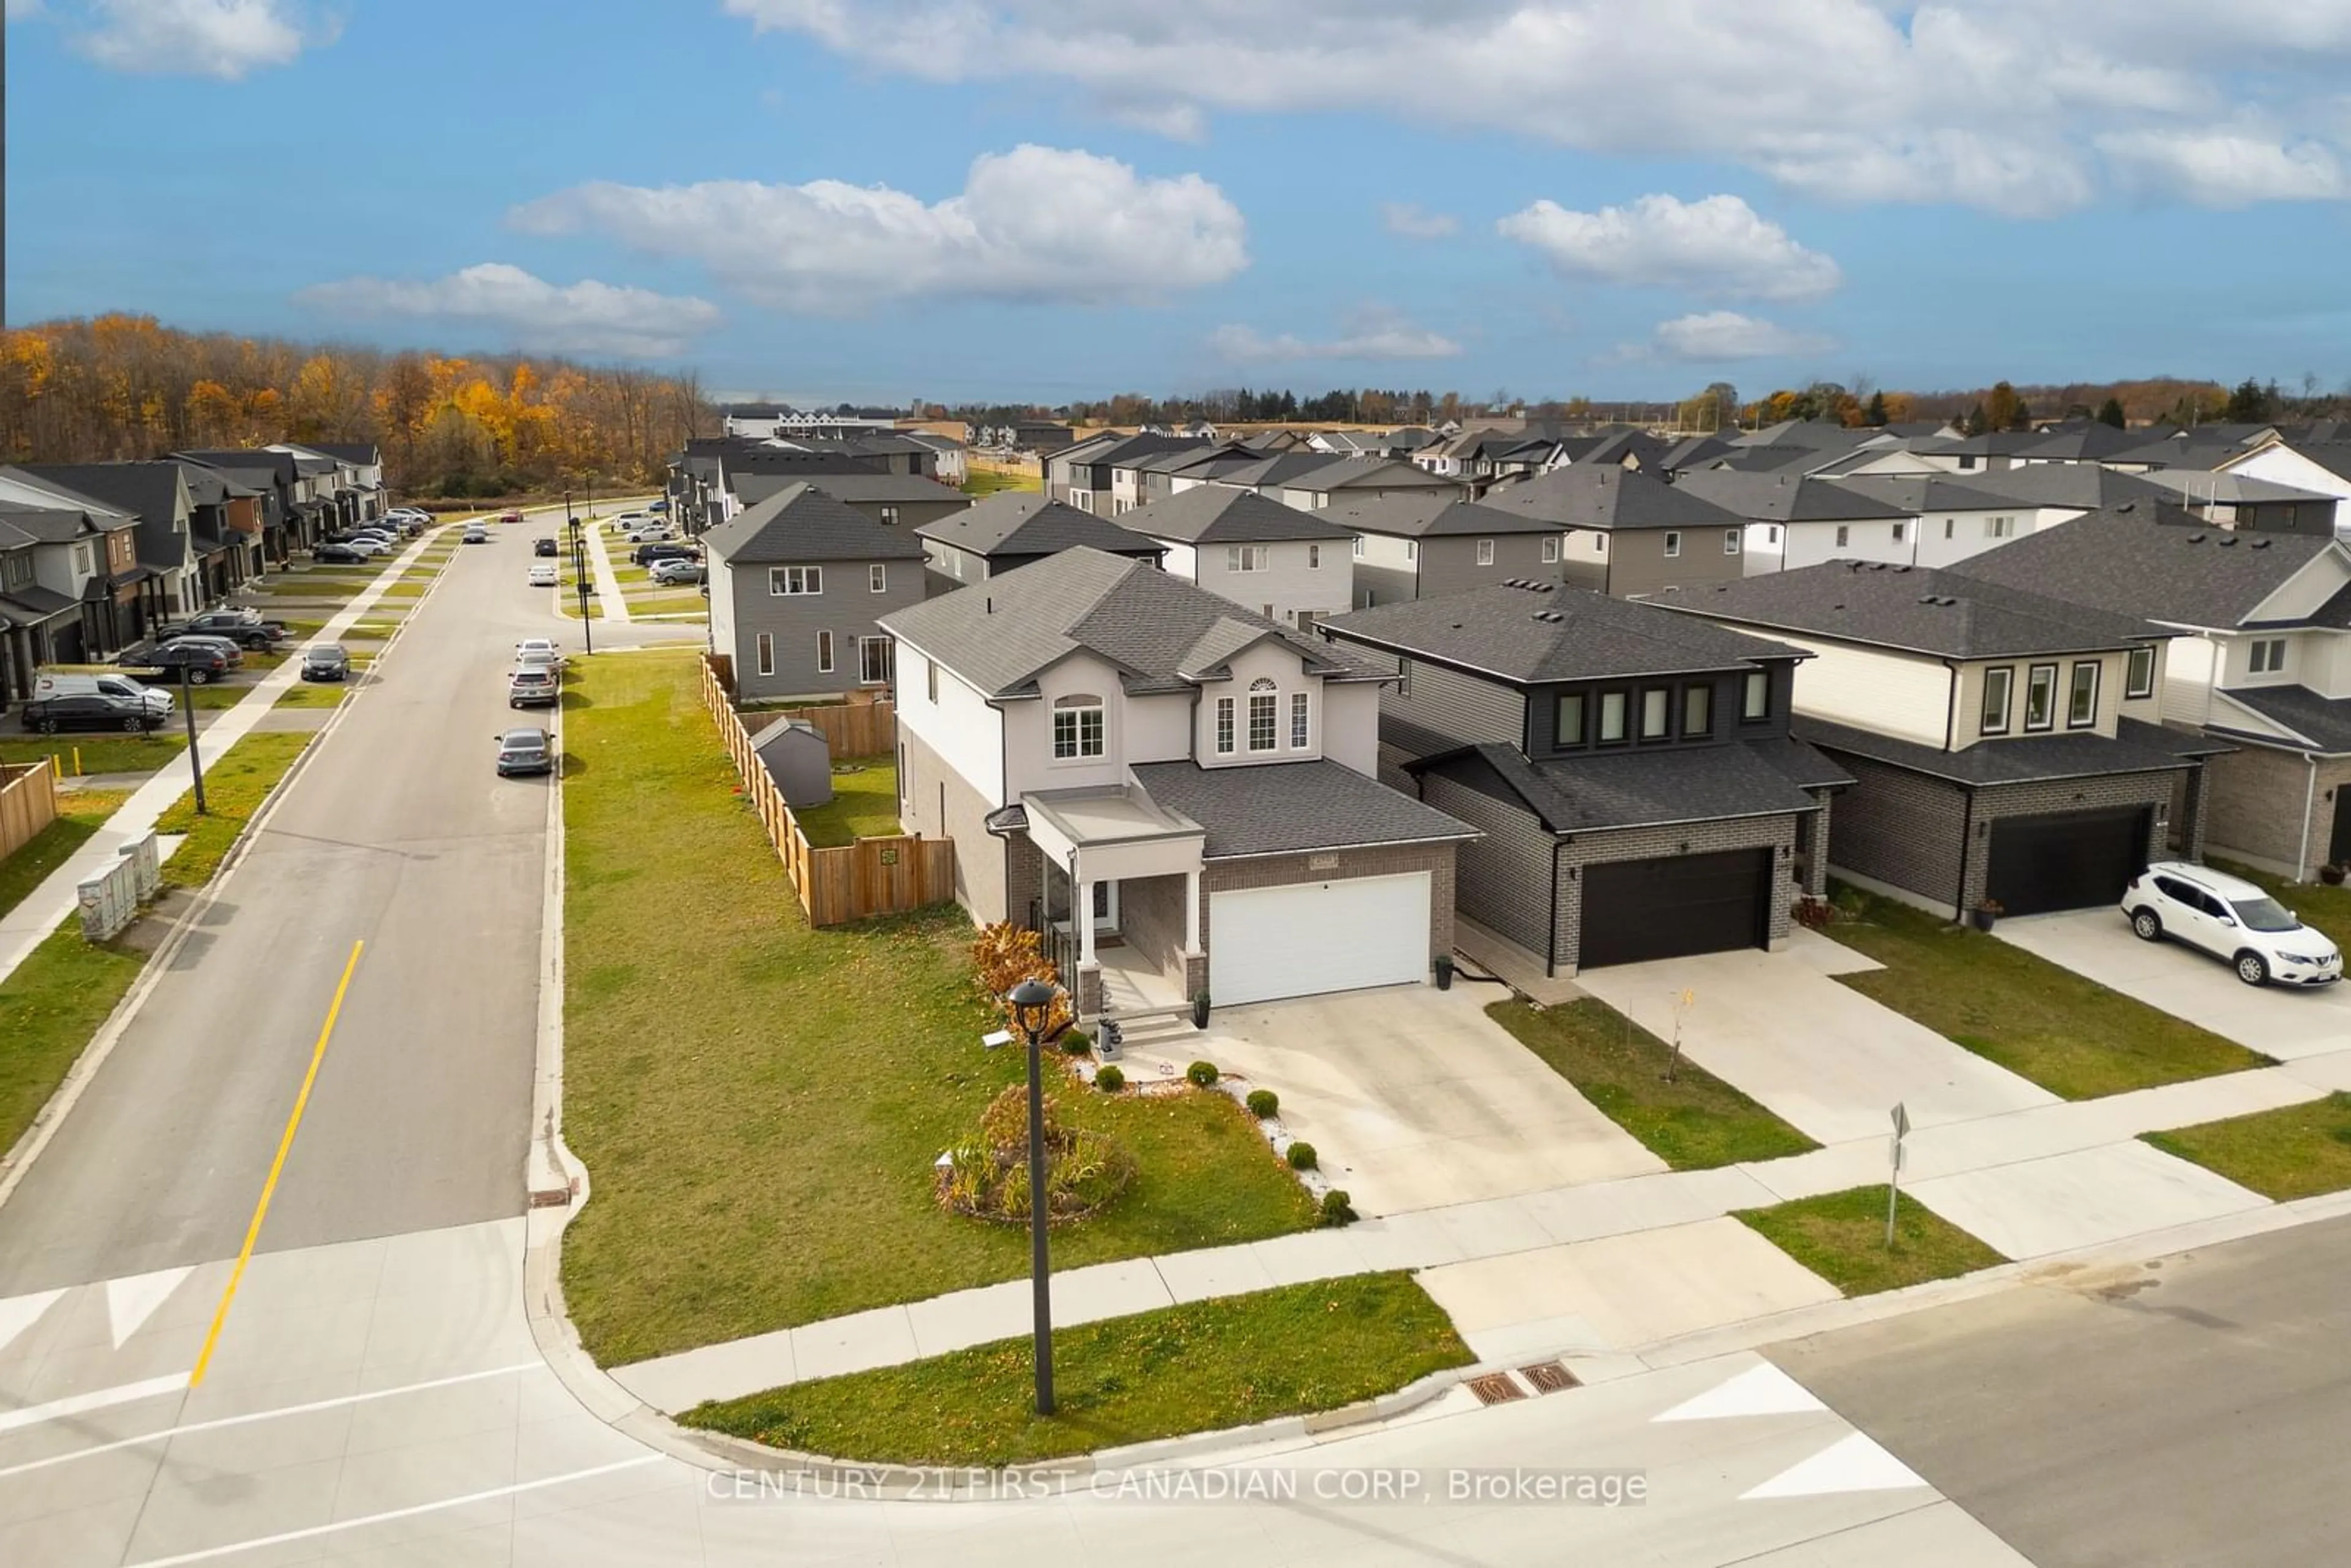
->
[163,610,283,650]
[634,542,697,568]
[20,692,168,734]
[534,538,559,557]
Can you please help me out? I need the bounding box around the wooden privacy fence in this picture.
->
[0,760,61,863]
[706,654,896,757]
[700,655,954,926]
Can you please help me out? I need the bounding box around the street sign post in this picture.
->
[1886,1101,1911,1246]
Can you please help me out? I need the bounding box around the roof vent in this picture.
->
[1918,594,1938,604]
[2219,535,2240,547]
[1536,581,1555,592]
[2185,533,2206,544]
[2252,538,2274,549]
[2118,501,2137,513]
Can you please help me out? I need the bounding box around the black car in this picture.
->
[495,727,556,776]
[20,692,168,734]
[301,644,351,682]
[634,542,698,567]
[533,538,559,558]
[163,611,282,650]
[315,542,368,564]
[119,642,230,683]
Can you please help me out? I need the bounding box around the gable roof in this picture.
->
[0,504,98,544]
[882,546,1383,700]
[734,470,965,509]
[1322,492,1559,539]
[1668,560,2167,659]
[912,492,1164,560]
[1670,470,1909,523]
[2012,424,2154,462]
[1411,739,1840,835]
[1922,463,2171,511]
[1948,503,2338,628]
[307,441,383,466]
[1121,486,1356,545]
[702,482,928,565]
[18,462,187,525]
[1822,473,2017,514]
[1128,759,1475,859]
[2235,441,2351,484]
[1323,579,1803,686]
[1479,465,1752,531]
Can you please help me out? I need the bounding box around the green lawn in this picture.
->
[962,468,1042,497]
[377,581,430,599]
[559,652,1318,1365]
[0,927,148,1154]
[2145,1092,2351,1201]
[1487,998,1817,1168]
[792,757,902,847]
[274,683,348,710]
[0,733,188,776]
[679,1274,1471,1467]
[0,787,133,922]
[154,731,316,888]
[1737,1187,2006,1296]
[623,592,708,617]
[2207,858,2351,954]
[1823,886,2270,1098]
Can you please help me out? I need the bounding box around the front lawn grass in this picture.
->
[0,787,133,922]
[792,756,901,847]
[0,926,148,1154]
[559,651,1318,1366]
[1736,1187,2005,1296]
[1488,998,1817,1168]
[679,1273,1471,1467]
[2144,1092,2351,1201]
[154,731,315,888]
[1823,886,2268,1098]
[962,468,1042,497]
[0,733,187,776]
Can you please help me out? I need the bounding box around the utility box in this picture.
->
[77,858,137,942]
[119,831,161,903]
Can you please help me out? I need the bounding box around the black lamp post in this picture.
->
[1005,975,1065,1416]
[178,658,207,815]
[568,517,594,655]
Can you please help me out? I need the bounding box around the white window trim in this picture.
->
[1541,536,1561,563]
[870,563,888,592]
[1475,539,1494,566]
[1662,531,1681,558]
[1052,696,1107,760]
[1247,692,1278,752]
[756,632,774,677]
[1723,528,1741,555]
[1214,696,1235,755]
[769,565,823,596]
[1289,691,1310,749]
[815,631,834,674]
[859,636,893,686]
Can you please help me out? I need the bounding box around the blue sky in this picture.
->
[10,0,2351,405]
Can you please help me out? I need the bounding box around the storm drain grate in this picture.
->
[1519,1361,1580,1395]
[1466,1373,1527,1406]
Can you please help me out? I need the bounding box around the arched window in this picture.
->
[1052,694,1105,759]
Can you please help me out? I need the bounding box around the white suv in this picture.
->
[2122,861,2342,987]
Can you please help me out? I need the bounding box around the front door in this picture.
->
[1092,879,1120,932]
[2330,789,2351,867]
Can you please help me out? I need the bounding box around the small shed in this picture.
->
[751,716,833,809]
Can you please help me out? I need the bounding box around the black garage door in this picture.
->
[1580,849,1772,970]
[1986,807,2150,917]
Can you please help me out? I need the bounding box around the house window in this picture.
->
[1890,521,1907,543]
[880,506,900,527]
[1767,526,1780,544]
[1597,691,1629,744]
[1309,544,1321,568]
[1228,545,1269,572]
[769,565,823,595]
[1542,536,1561,563]
[2068,660,2100,728]
[1741,669,1770,722]
[860,637,893,686]
[1723,529,1741,556]
[1352,535,1365,558]
[1052,694,1106,759]
[1248,680,1278,751]
[1834,525,1850,548]
[1981,666,2014,735]
[1958,454,1979,470]
[1290,691,1310,748]
[73,543,92,574]
[1985,516,2015,539]
[1405,541,1418,562]
[816,631,834,673]
[2126,645,2156,699]
[1944,519,1955,539]
[2250,637,2289,673]
[756,632,774,677]
[1475,539,1495,566]
[869,563,888,593]
[0,553,31,591]
[1683,683,1713,737]
[927,661,940,702]
[1663,531,1682,558]
[2024,662,2058,731]
[1640,688,1671,740]
[1556,691,1586,746]
[1397,658,1411,697]
[1215,697,1235,754]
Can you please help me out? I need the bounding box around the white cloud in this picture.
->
[509,145,1248,313]
[1210,308,1462,363]
[1381,203,1459,239]
[6,0,46,21]
[1498,193,1840,301]
[721,0,2351,215]
[2098,129,2346,206]
[294,264,721,359]
[72,0,331,78]
[1633,311,1835,363]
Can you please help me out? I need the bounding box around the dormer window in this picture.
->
[1052,694,1105,760]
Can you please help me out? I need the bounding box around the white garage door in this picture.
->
[1209,872,1431,1007]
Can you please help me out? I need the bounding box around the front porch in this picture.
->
[1018,784,1205,1020]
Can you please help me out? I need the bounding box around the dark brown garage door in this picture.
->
[1580,849,1772,970]
[1986,807,2150,917]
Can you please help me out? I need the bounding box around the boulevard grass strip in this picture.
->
[273,683,347,710]
[1736,1187,2005,1296]
[679,1273,1471,1468]
[0,733,188,776]
[2143,1091,2351,1201]
[1822,887,2268,1099]
[1488,998,1816,1169]
[558,651,1317,1365]
[621,592,708,618]
[152,731,315,888]
[0,788,134,922]
[791,757,902,848]
[0,928,148,1154]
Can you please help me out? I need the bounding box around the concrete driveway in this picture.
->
[1996,908,2351,1062]
[1156,985,1667,1217]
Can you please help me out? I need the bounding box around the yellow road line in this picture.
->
[189,939,364,1387]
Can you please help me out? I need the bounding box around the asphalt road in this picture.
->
[0,512,612,1294]
[1773,1214,2351,1568]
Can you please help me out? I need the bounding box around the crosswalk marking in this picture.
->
[0,1288,64,1358]
[0,1371,187,1436]
[1653,1362,1828,1423]
[1741,1431,1929,1499]
[107,1265,194,1349]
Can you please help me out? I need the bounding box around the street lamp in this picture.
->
[568,516,594,655]
[1005,975,1067,1416]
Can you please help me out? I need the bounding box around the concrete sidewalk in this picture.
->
[580,515,632,625]
[0,530,445,988]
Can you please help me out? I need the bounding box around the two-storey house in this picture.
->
[1952,503,2351,880]
[883,547,1474,1016]
[732,469,971,531]
[1321,582,1847,980]
[2216,439,2351,536]
[1477,465,1752,598]
[914,493,1164,593]
[0,470,156,659]
[1671,471,1917,575]
[1667,561,2222,918]
[705,482,929,703]
[21,462,204,615]
[306,442,388,521]
[1120,487,1355,629]
[1325,494,1565,609]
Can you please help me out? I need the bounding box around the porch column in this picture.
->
[1183,868,1201,951]
[1078,874,1098,967]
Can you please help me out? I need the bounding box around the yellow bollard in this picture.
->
[75,747,84,777]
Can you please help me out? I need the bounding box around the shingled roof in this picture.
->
[1479,465,1752,531]
[1122,486,1356,545]
[913,492,1164,560]
[1949,503,2342,629]
[702,482,928,566]
[1667,560,2170,659]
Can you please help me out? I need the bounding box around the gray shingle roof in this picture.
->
[737,471,966,508]
[1129,759,1475,858]
[1801,716,2225,785]
[1670,471,1909,523]
[1479,466,1752,532]
[882,546,1384,700]
[1322,493,1559,539]
[1667,560,2168,659]
[1949,503,2339,628]
[702,482,928,566]
[2012,424,2152,462]
[1412,740,1839,833]
[1823,474,2018,514]
[18,462,182,526]
[1122,486,1357,545]
[2208,686,2351,754]
[1922,463,2170,511]
[1324,580,1805,686]
[912,493,1164,560]
[0,505,99,543]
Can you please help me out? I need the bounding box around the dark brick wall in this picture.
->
[1419,770,1559,960]
[1118,872,1188,973]
[2204,743,2351,880]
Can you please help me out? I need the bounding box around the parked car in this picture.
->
[162,609,282,650]
[607,511,653,535]
[527,563,559,587]
[18,691,169,734]
[315,542,369,564]
[624,523,675,544]
[648,499,670,514]
[463,525,490,544]
[159,633,244,668]
[515,638,564,664]
[500,509,525,523]
[650,558,706,586]
[2123,861,2344,988]
[508,667,560,708]
[118,641,230,683]
[26,671,174,718]
[533,537,559,557]
[634,541,696,567]
[495,727,556,776]
[300,644,350,682]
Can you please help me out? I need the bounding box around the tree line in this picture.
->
[0,314,713,497]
